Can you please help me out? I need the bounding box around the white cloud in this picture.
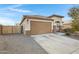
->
[0,4,22,10]
[0,4,32,13]
[0,17,16,25]
[8,8,32,12]
[7,4,32,13]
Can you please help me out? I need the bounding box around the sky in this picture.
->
[0,4,78,25]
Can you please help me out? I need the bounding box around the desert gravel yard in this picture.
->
[0,34,47,54]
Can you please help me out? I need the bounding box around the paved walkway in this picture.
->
[0,34,47,54]
[31,33,79,54]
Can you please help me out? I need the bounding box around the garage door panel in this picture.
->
[31,21,51,34]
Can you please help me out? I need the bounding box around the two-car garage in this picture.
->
[30,21,52,35]
[20,15,54,35]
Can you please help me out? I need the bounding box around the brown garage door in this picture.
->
[30,21,51,35]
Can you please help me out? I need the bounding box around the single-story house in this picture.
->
[20,15,64,35]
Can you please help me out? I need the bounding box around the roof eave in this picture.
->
[20,16,54,25]
[20,16,26,25]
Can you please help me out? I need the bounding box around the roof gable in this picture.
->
[48,14,64,18]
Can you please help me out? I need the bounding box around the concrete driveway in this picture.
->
[31,33,79,54]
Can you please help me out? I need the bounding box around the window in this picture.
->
[55,21,60,26]
[55,21,60,23]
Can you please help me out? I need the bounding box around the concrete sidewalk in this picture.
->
[31,33,79,54]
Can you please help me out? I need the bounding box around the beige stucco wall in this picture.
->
[63,23,72,29]
[21,19,30,34]
[50,16,63,26]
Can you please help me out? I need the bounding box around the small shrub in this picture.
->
[63,28,72,36]
[65,32,70,36]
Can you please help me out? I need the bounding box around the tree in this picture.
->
[68,7,79,32]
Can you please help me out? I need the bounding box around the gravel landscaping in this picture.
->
[68,35,79,40]
[0,34,47,54]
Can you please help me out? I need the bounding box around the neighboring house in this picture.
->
[62,20,72,29]
[20,15,64,35]
[63,22,72,29]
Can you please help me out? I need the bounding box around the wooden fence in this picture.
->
[0,26,22,34]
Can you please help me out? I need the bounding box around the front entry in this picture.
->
[30,21,52,35]
[53,25,61,32]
